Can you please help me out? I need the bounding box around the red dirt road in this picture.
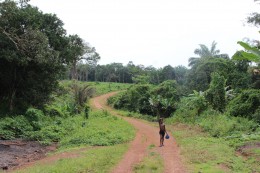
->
[90,92,186,173]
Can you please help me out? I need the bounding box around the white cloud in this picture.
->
[30,0,260,68]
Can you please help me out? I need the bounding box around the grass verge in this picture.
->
[172,123,260,173]
[59,110,135,148]
[14,144,129,173]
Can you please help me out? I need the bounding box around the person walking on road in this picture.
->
[159,118,167,147]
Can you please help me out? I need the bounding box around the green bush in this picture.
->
[170,94,208,123]
[33,125,67,143]
[227,89,260,122]
[0,115,33,139]
[45,104,68,117]
[108,84,154,115]
[198,111,258,137]
[25,108,46,130]
[205,72,226,112]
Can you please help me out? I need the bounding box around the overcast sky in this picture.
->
[30,0,260,68]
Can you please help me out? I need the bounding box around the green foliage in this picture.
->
[44,104,68,117]
[205,73,226,112]
[45,81,97,117]
[84,104,90,119]
[71,82,95,112]
[159,65,176,82]
[60,111,135,147]
[108,84,154,115]
[227,89,260,122]
[171,92,208,123]
[87,81,132,96]
[25,108,45,130]
[151,80,178,98]
[108,80,181,118]
[186,58,233,92]
[173,124,257,173]
[132,75,150,84]
[116,110,158,122]
[232,41,260,63]
[31,124,67,144]
[172,97,259,138]
[0,0,71,112]
[0,115,33,139]
[198,111,258,137]
[150,80,180,117]
[227,68,251,91]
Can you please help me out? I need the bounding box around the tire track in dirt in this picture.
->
[90,92,186,173]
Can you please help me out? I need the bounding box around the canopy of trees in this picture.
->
[0,0,99,113]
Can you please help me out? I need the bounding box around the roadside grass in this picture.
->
[59,110,135,148]
[59,80,131,96]
[14,144,129,173]
[12,110,135,173]
[171,123,259,173]
[87,81,132,96]
[115,110,157,122]
[133,144,164,173]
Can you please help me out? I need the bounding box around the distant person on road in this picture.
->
[159,118,167,147]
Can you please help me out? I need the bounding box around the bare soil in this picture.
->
[0,139,56,171]
[237,142,260,159]
[90,92,187,173]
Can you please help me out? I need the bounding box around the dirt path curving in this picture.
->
[90,92,186,173]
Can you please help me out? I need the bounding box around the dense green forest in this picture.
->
[0,0,260,172]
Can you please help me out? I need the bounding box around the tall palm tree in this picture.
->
[188,41,228,67]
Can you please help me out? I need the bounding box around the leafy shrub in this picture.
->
[171,93,208,123]
[205,72,226,112]
[108,84,154,115]
[227,89,260,122]
[31,125,67,143]
[198,110,258,137]
[151,80,179,99]
[0,116,33,139]
[149,80,182,117]
[45,105,65,117]
[25,108,45,130]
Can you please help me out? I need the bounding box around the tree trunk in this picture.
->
[71,61,77,80]
[85,70,88,81]
[9,89,16,112]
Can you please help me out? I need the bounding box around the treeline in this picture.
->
[65,61,186,85]
[71,44,260,93]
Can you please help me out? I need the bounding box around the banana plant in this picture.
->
[232,41,260,63]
